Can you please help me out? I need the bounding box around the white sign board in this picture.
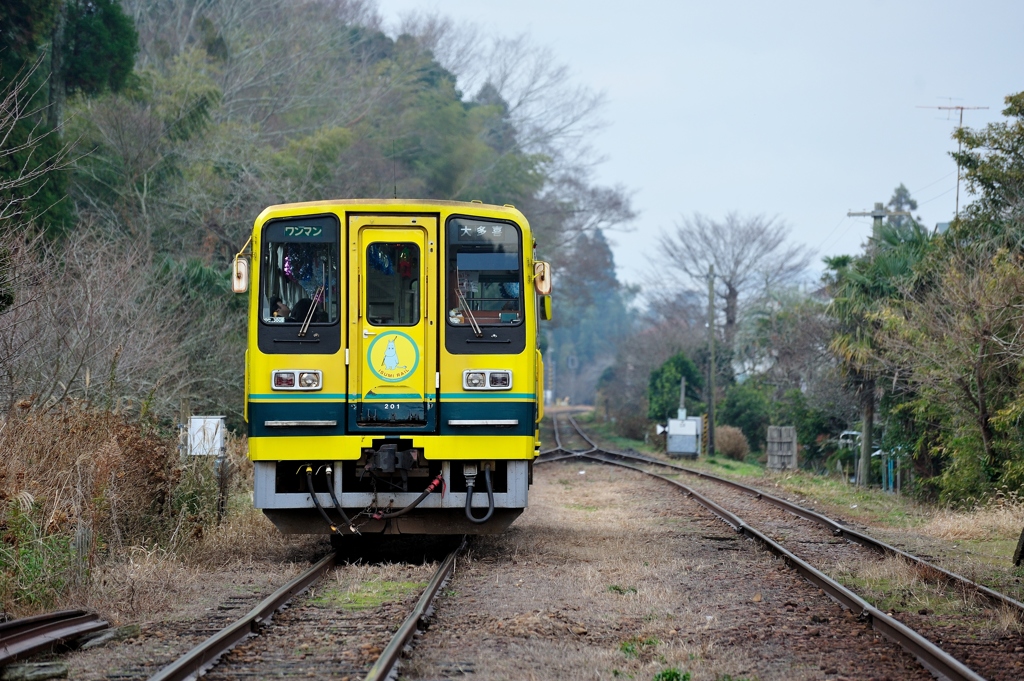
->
[189,416,226,456]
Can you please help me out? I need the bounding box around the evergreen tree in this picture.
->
[648,352,703,422]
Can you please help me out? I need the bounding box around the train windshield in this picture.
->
[446,218,522,326]
[261,217,339,325]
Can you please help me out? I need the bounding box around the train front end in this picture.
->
[240,200,549,534]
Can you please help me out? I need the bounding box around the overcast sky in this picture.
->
[377,0,1023,286]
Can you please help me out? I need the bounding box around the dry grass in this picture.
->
[829,554,1024,632]
[919,495,1024,541]
[715,425,749,461]
[83,546,202,623]
[0,407,282,619]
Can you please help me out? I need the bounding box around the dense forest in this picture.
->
[0,0,634,425]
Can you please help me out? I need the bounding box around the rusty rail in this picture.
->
[0,609,108,665]
[362,537,468,681]
[539,417,992,681]
[560,415,1024,618]
[147,551,336,681]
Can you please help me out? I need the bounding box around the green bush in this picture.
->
[719,382,770,450]
[0,502,78,610]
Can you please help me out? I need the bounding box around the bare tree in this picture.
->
[0,225,187,414]
[658,213,811,347]
[396,11,483,82]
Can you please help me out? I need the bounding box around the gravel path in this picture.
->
[401,460,932,681]
[653,465,1024,681]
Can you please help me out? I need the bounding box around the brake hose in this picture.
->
[305,466,339,534]
[323,465,354,529]
[371,472,445,520]
[465,464,495,524]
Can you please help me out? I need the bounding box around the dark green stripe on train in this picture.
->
[249,400,534,437]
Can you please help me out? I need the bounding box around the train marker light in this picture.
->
[463,369,513,390]
[272,370,323,391]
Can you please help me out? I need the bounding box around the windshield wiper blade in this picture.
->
[298,286,324,337]
[455,271,482,337]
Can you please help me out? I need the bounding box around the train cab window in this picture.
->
[365,243,420,326]
[261,216,339,326]
[446,218,522,326]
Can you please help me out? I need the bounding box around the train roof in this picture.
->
[254,199,529,228]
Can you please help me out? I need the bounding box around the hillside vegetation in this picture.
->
[0,0,635,615]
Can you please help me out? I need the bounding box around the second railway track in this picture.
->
[147,538,466,681]
[544,413,1024,681]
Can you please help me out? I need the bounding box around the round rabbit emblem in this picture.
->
[367,331,419,382]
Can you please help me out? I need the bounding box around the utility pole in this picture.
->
[678,375,686,418]
[706,264,715,457]
[916,103,988,218]
[847,203,912,245]
[844,201,909,486]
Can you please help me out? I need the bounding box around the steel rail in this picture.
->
[362,537,468,681]
[552,412,568,452]
[535,452,582,464]
[564,416,1024,618]
[147,551,337,681]
[575,451,986,681]
[0,609,108,665]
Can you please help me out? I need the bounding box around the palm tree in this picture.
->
[824,221,932,485]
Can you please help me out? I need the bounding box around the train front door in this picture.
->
[347,216,437,432]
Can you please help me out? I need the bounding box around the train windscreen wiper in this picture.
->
[298,286,324,337]
[455,268,483,337]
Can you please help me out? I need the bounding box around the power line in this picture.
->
[917,185,956,206]
[815,215,848,252]
[911,170,956,196]
[821,218,872,255]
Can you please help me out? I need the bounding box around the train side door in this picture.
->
[347,216,437,432]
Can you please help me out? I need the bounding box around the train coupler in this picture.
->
[365,443,419,474]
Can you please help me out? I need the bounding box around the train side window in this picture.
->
[446,218,522,326]
[366,243,420,326]
[261,217,339,326]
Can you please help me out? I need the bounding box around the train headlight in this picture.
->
[272,370,322,391]
[463,369,512,390]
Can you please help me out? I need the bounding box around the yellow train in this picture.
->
[232,200,551,535]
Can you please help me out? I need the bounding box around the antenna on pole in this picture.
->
[392,140,397,199]
[916,102,989,218]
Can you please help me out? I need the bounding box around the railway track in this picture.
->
[147,538,466,681]
[0,609,109,666]
[541,413,1024,681]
